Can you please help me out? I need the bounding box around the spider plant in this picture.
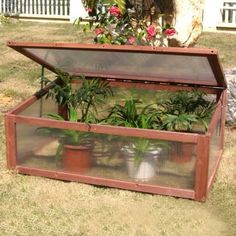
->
[43,72,113,123]
[157,89,216,132]
[39,73,113,160]
[105,98,164,166]
[38,108,90,161]
[106,98,161,129]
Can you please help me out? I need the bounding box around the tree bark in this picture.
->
[170,0,205,47]
[142,0,205,47]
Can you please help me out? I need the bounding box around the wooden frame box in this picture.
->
[5,42,227,201]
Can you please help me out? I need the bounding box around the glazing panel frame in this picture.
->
[4,87,227,201]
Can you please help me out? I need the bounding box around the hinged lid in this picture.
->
[7,41,227,88]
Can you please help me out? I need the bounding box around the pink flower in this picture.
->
[127,36,136,45]
[86,8,92,13]
[95,28,105,35]
[109,6,122,17]
[164,28,176,37]
[146,34,153,41]
[146,25,156,37]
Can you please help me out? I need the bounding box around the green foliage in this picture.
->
[93,3,175,46]
[40,73,113,159]
[0,14,10,24]
[161,113,198,132]
[157,90,216,132]
[114,0,125,13]
[105,98,165,165]
[43,72,113,123]
[39,113,88,146]
[105,90,215,133]
[106,98,161,129]
[38,112,90,161]
[77,1,175,46]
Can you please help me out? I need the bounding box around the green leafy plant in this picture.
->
[38,111,90,161]
[161,113,198,132]
[157,90,216,132]
[78,1,176,46]
[105,98,165,165]
[40,73,113,159]
[106,98,160,129]
[43,72,113,123]
[0,14,10,24]
[93,3,175,46]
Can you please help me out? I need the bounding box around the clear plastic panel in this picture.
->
[208,119,222,180]
[18,87,168,118]
[16,123,196,189]
[18,87,216,136]
[24,48,217,85]
[19,96,58,117]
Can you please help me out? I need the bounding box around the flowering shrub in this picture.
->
[92,4,176,47]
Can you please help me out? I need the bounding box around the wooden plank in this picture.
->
[16,166,195,199]
[7,41,224,87]
[207,54,227,88]
[6,41,219,56]
[4,114,17,169]
[104,80,219,94]
[13,114,200,143]
[194,136,210,201]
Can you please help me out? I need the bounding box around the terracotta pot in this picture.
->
[171,143,193,163]
[63,144,91,172]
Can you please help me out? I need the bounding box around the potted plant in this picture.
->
[105,98,167,181]
[40,109,92,172]
[40,73,113,172]
[122,138,165,181]
[157,90,216,163]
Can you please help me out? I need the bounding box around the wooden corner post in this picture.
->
[4,114,17,169]
[194,135,210,201]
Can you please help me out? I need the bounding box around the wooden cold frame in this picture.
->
[5,42,227,201]
[4,83,227,201]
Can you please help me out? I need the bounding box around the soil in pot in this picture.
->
[63,144,91,172]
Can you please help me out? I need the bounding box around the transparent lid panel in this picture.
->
[16,123,196,190]
[23,48,217,86]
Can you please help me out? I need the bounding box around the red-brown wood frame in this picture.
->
[16,166,195,199]
[4,83,226,201]
[7,41,226,88]
[5,42,227,201]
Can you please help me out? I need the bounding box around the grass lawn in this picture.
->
[0,21,236,236]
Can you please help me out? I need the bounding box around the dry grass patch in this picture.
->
[0,21,235,236]
[196,32,236,69]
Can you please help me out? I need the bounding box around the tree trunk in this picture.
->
[170,0,205,47]
[142,0,205,47]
